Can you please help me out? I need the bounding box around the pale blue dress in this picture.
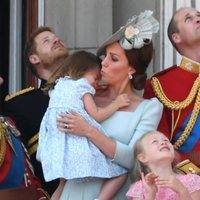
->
[59,97,163,200]
[36,76,127,182]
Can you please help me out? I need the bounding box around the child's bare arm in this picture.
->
[97,173,128,200]
[50,178,66,200]
[141,172,157,200]
[191,191,200,200]
[83,93,130,122]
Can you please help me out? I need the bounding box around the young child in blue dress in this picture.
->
[37,50,130,200]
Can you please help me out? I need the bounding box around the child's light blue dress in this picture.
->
[36,76,127,181]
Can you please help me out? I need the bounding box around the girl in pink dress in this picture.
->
[126,131,200,200]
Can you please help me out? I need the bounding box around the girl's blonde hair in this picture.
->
[131,130,176,182]
[42,50,101,93]
[131,131,163,182]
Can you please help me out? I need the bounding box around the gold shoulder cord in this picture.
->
[0,120,8,167]
[0,118,18,167]
[151,76,200,150]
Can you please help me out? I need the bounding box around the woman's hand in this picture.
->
[57,111,116,159]
[57,111,93,137]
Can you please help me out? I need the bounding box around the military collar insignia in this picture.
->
[180,56,200,74]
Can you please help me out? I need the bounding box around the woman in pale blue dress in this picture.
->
[37,51,132,200]
[57,10,162,200]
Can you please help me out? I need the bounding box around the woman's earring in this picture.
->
[128,72,133,80]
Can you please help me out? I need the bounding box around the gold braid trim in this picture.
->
[5,87,35,101]
[28,133,39,156]
[173,87,200,149]
[151,76,200,110]
[151,76,200,150]
[0,120,8,167]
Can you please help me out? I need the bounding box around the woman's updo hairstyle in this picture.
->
[125,42,153,90]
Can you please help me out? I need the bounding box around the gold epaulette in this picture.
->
[5,87,35,101]
[175,159,200,175]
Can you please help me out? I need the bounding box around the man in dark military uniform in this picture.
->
[0,76,49,199]
[144,7,200,175]
[3,26,69,195]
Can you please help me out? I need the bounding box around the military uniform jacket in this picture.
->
[144,65,200,166]
[0,116,49,199]
[3,85,59,194]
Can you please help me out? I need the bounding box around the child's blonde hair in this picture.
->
[131,131,168,182]
[42,50,101,93]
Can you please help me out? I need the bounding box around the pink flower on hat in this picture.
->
[124,25,139,40]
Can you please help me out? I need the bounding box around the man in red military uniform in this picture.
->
[0,76,49,199]
[144,7,200,174]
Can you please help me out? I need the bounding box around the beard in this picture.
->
[40,48,69,69]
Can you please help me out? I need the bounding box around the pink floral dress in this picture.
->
[126,174,200,200]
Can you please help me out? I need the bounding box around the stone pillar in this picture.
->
[44,0,112,53]
[9,0,22,93]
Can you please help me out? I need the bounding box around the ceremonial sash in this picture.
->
[172,112,200,153]
[0,134,25,189]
